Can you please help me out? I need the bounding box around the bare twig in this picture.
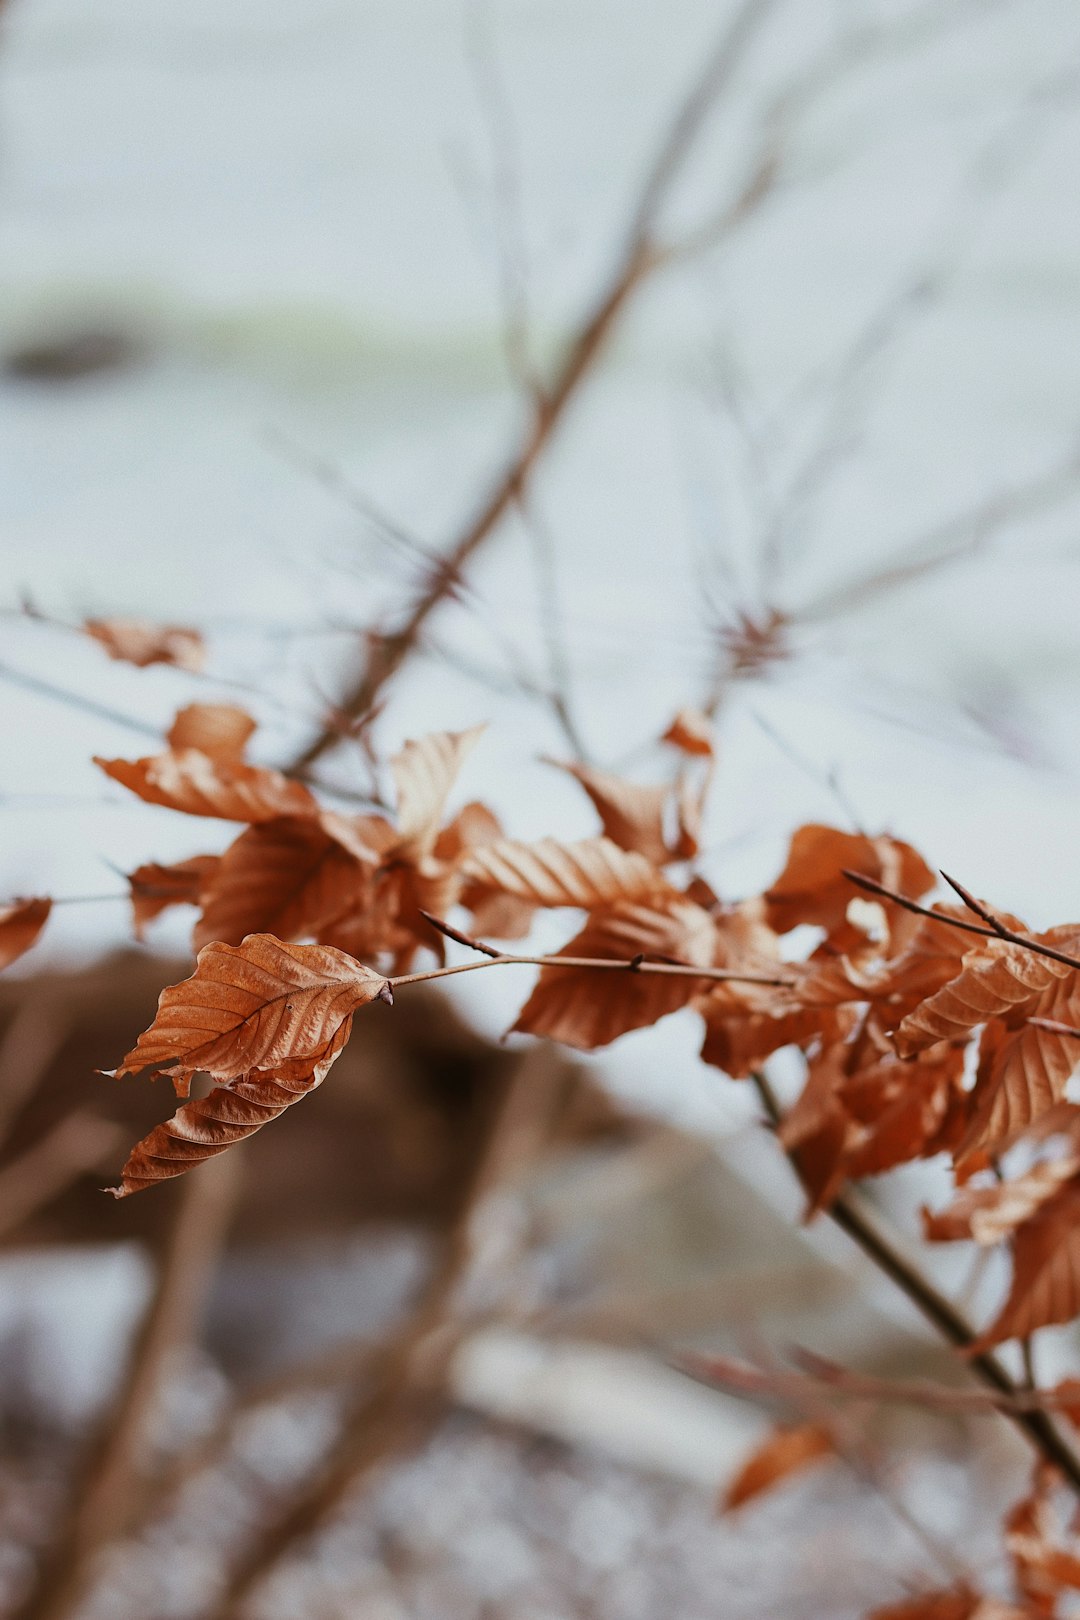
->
[0,1113,124,1242]
[290,0,784,773]
[215,1046,567,1617]
[15,1151,241,1620]
[749,1068,1080,1494]
[681,1346,1080,1421]
[396,911,794,988]
[843,870,1080,974]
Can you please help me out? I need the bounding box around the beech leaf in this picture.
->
[972,1184,1080,1349]
[461,836,669,909]
[391,725,486,858]
[127,856,220,940]
[166,702,256,761]
[896,939,1073,1058]
[923,1155,1080,1245]
[661,707,715,757]
[548,759,671,866]
[95,748,319,823]
[111,934,390,1091]
[764,824,935,939]
[721,1422,833,1512]
[110,1020,351,1197]
[193,814,388,949]
[84,616,206,671]
[0,897,52,971]
[512,896,718,1050]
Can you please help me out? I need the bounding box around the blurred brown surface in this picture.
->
[0,951,632,1251]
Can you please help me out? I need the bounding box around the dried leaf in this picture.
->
[166,703,256,761]
[391,726,486,859]
[96,748,319,823]
[85,616,206,671]
[958,975,1080,1156]
[461,836,669,909]
[0,898,51,971]
[721,1422,833,1512]
[110,1020,351,1197]
[923,1155,1080,1245]
[662,707,715,757]
[513,896,718,1050]
[111,934,389,1091]
[896,940,1073,1058]
[973,1184,1080,1348]
[764,824,935,940]
[865,1594,1027,1620]
[193,814,388,949]
[128,856,220,940]
[1006,1465,1080,1612]
[549,759,671,866]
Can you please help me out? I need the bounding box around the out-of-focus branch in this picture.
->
[215,1047,566,1619]
[15,1151,240,1620]
[750,1069,1080,1495]
[291,0,784,773]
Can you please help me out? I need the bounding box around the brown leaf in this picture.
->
[1006,1465,1080,1613]
[84,616,206,671]
[972,1184,1080,1348]
[127,856,220,940]
[764,824,935,941]
[461,836,669,909]
[391,726,486,859]
[926,1153,1080,1237]
[166,703,256,761]
[896,940,1073,1059]
[549,760,671,866]
[193,814,389,949]
[923,1155,1080,1245]
[317,858,457,973]
[110,1020,351,1198]
[96,748,319,823]
[958,975,1080,1156]
[865,1594,1027,1620]
[662,707,715,757]
[512,895,718,1050]
[0,898,51,971]
[721,1422,833,1512]
[111,934,389,1092]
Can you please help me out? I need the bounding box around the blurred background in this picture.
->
[2,0,1080,1614]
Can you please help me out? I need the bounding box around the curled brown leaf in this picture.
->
[111,933,389,1092]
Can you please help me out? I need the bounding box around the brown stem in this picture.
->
[750,1069,1080,1494]
[14,1152,240,1620]
[844,870,1080,974]
[291,0,782,773]
[215,1045,566,1618]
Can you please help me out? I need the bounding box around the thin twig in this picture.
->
[14,1153,241,1620]
[681,1346,1080,1421]
[215,1045,567,1618]
[395,911,794,988]
[749,1068,1080,1494]
[843,870,1080,974]
[290,0,784,773]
